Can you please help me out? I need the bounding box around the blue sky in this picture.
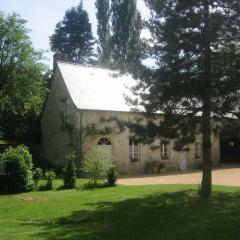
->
[0,0,150,67]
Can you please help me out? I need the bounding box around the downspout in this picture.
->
[79,111,83,171]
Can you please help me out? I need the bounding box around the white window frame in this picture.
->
[129,138,139,161]
[60,99,67,129]
[97,138,112,146]
[195,142,201,159]
[160,142,169,159]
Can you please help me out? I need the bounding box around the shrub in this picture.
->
[45,170,56,190]
[0,145,33,193]
[33,168,43,189]
[63,152,77,189]
[107,167,118,186]
[83,146,113,185]
[0,172,7,193]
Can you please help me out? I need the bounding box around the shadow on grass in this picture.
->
[28,190,240,240]
[82,182,116,190]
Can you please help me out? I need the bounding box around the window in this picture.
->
[97,138,112,145]
[97,138,113,160]
[160,142,169,159]
[195,142,200,159]
[60,99,67,129]
[63,99,67,126]
[129,138,139,161]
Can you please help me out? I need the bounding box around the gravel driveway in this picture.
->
[118,167,240,186]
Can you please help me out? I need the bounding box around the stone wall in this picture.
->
[41,66,77,167]
[81,110,220,174]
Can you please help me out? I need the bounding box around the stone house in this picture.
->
[41,61,220,174]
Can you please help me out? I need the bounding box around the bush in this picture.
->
[83,147,113,185]
[33,168,43,189]
[107,167,118,186]
[45,170,56,190]
[0,145,33,193]
[0,172,7,193]
[63,152,77,189]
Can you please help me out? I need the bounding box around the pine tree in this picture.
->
[111,0,143,71]
[50,2,95,64]
[134,0,240,197]
[95,0,111,66]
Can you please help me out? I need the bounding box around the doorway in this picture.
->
[180,151,188,171]
[220,136,240,163]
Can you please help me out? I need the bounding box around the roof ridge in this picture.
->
[57,61,116,72]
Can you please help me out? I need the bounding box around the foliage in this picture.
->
[63,152,77,189]
[33,168,43,189]
[95,0,144,70]
[83,146,113,185]
[111,0,143,72]
[131,0,240,196]
[0,145,33,193]
[0,172,7,193]
[50,2,95,64]
[0,12,47,142]
[45,170,56,190]
[107,167,118,186]
[95,0,111,65]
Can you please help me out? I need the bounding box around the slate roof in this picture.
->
[57,61,138,112]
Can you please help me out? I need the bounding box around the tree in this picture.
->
[0,145,33,193]
[45,170,56,190]
[0,12,47,141]
[63,152,77,189]
[83,146,113,186]
[95,0,111,66]
[50,2,95,64]
[133,0,240,197]
[111,0,143,71]
[33,168,43,189]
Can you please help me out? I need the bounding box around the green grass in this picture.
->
[1,180,240,240]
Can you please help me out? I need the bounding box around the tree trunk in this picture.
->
[200,0,212,197]
[200,107,212,197]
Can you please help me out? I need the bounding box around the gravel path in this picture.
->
[118,167,240,186]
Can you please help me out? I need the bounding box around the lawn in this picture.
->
[0,180,240,240]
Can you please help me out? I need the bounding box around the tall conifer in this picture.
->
[134,0,240,197]
[111,0,143,71]
[96,0,111,66]
[50,2,94,64]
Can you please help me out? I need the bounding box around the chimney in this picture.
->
[53,53,65,70]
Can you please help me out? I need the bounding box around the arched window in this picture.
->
[97,138,113,160]
[97,138,112,146]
